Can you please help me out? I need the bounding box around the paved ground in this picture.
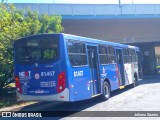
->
[1,75,160,120]
[61,75,160,120]
[85,76,160,111]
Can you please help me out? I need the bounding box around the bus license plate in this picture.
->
[35,90,44,94]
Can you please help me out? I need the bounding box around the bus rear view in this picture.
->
[14,34,69,101]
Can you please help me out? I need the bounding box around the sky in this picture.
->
[5,0,160,4]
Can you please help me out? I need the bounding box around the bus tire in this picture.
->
[101,81,110,101]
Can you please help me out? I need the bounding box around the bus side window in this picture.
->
[123,49,130,63]
[67,40,87,66]
[98,45,108,64]
[130,50,137,62]
[123,49,126,63]
[123,49,137,63]
[128,49,137,62]
[107,47,116,64]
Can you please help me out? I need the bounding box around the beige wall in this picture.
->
[62,18,160,43]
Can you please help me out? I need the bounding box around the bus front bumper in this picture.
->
[16,88,69,102]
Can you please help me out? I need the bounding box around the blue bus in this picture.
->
[14,33,142,102]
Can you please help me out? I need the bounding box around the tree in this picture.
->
[0,3,64,88]
[39,14,64,33]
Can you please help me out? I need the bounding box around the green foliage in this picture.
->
[39,14,64,33]
[0,3,64,88]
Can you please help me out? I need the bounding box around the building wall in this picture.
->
[62,19,160,44]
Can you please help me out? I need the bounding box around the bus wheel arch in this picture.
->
[101,78,111,101]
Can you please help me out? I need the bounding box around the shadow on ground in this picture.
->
[138,75,160,85]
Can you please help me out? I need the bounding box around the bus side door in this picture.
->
[87,46,100,96]
[115,49,125,86]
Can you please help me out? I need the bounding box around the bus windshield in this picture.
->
[15,35,58,64]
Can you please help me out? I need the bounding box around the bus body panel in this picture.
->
[67,66,92,101]
[124,62,138,85]
[124,63,133,85]
[99,65,119,91]
[15,62,59,95]
[16,88,69,101]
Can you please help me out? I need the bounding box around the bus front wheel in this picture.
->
[101,81,111,101]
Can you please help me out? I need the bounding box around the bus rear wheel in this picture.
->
[101,81,110,101]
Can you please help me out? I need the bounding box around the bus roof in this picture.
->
[14,33,139,51]
[62,33,139,51]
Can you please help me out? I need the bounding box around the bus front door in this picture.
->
[115,49,125,86]
[87,46,100,96]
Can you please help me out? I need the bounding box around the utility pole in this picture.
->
[118,0,122,7]
[118,0,122,14]
[131,0,134,4]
